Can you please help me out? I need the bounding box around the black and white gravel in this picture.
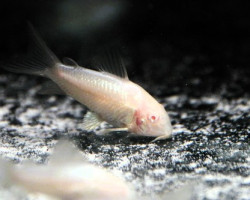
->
[0,72,249,200]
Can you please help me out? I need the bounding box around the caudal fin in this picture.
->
[2,22,60,77]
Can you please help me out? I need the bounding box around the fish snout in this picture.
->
[150,125,173,142]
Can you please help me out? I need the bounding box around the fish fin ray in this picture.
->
[82,111,104,131]
[62,57,79,67]
[93,50,128,79]
[2,22,60,76]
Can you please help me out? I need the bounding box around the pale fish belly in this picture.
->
[49,65,135,127]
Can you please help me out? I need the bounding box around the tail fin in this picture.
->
[2,22,60,77]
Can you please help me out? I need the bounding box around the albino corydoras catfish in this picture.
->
[4,24,172,141]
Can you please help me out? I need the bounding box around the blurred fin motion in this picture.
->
[3,22,59,76]
[49,140,85,165]
[0,158,12,187]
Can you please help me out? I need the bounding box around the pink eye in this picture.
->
[148,115,158,122]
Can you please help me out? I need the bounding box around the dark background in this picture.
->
[0,2,249,199]
[0,0,249,98]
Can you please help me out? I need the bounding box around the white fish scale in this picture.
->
[55,66,123,96]
[74,68,123,95]
[50,65,134,126]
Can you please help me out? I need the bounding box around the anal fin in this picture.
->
[39,81,65,95]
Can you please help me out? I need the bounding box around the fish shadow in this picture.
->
[67,129,171,149]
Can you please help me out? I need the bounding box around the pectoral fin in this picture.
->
[82,111,104,131]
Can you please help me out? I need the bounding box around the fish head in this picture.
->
[132,103,172,138]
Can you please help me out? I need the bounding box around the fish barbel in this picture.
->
[4,24,172,141]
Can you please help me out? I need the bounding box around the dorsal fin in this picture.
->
[63,57,79,67]
[94,51,128,79]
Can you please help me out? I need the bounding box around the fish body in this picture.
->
[50,65,132,128]
[4,24,172,140]
[11,163,132,200]
[0,141,134,200]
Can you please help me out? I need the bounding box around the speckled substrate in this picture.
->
[0,74,249,200]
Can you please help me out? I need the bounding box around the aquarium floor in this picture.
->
[0,72,249,200]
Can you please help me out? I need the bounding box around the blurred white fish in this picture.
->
[4,24,172,141]
[0,140,135,200]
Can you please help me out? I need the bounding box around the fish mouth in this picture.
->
[150,123,173,137]
[149,125,173,140]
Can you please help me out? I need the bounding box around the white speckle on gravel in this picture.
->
[0,105,11,119]
[18,108,40,124]
[0,75,249,200]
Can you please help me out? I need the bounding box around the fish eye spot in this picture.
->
[148,115,158,122]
